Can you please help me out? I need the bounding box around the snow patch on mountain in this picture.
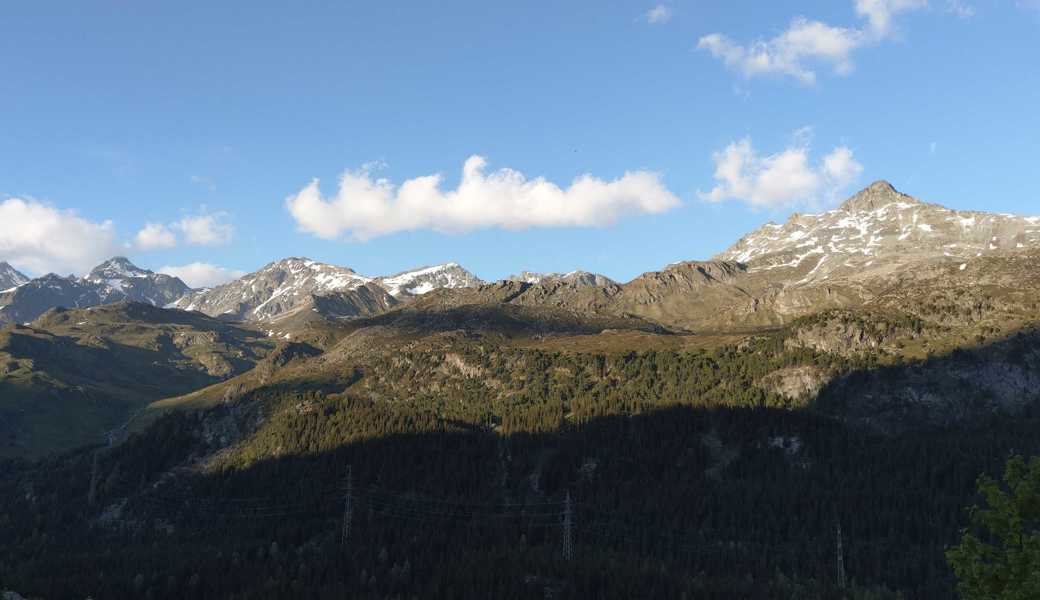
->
[376,263,482,298]
[716,181,1040,285]
[0,262,29,291]
[506,270,616,287]
[0,258,190,324]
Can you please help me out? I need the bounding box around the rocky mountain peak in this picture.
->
[0,262,29,290]
[839,180,919,214]
[714,182,1040,286]
[172,257,376,322]
[507,270,616,287]
[0,257,191,324]
[376,263,482,297]
[88,256,151,281]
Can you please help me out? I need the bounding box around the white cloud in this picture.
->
[645,4,672,24]
[854,0,928,38]
[159,262,245,288]
[286,156,681,241]
[698,0,927,84]
[134,222,177,250]
[0,197,118,275]
[699,20,860,85]
[944,0,975,18]
[700,136,863,208]
[174,212,233,246]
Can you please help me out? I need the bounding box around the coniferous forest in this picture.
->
[3,335,1038,599]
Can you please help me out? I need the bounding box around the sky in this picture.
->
[1,1,1038,287]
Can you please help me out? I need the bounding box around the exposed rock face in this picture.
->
[85,257,190,306]
[172,257,374,322]
[784,309,926,357]
[413,183,1040,333]
[0,258,190,324]
[759,365,832,402]
[0,274,118,324]
[261,283,401,338]
[822,329,1040,434]
[376,263,482,297]
[309,284,400,319]
[507,270,616,287]
[0,262,29,290]
[716,180,1040,284]
[174,259,481,322]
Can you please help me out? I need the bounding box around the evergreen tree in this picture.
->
[947,455,1040,599]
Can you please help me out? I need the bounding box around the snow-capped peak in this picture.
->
[715,181,1040,286]
[506,270,616,287]
[87,257,152,281]
[173,257,377,321]
[376,262,481,297]
[0,261,30,291]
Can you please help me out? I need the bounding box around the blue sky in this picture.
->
[1,1,1037,286]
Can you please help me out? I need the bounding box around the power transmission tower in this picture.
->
[836,521,846,591]
[562,492,573,562]
[341,465,354,546]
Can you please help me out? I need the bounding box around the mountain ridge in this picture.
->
[2,181,1038,332]
[0,258,190,324]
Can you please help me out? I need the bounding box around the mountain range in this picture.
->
[0,257,190,324]
[5,181,1040,599]
[2,180,1040,458]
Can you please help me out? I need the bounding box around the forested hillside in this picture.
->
[3,325,1038,598]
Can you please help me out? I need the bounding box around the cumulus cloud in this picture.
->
[285,156,681,241]
[854,0,929,38]
[0,197,118,275]
[159,262,245,289]
[698,0,927,84]
[174,212,233,246]
[134,222,178,250]
[645,4,672,24]
[700,136,863,208]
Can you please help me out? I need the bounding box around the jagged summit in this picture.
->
[170,258,479,322]
[506,270,615,287]
[171,257,372,322]
[0,261,29,290]
[88,256,152,281]
[0,257,190,324]
[376,263,482,297]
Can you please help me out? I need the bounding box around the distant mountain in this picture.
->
[412,183,1040,332]
[174,258,482,323]
[0,262,29,290]
[172,257,375,322]
[0,258,190,324]
[261,283,401,344]
[376,262,482,297]
[716,181,1040,284]
[506,270,616,287]
[85,257,191,306]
